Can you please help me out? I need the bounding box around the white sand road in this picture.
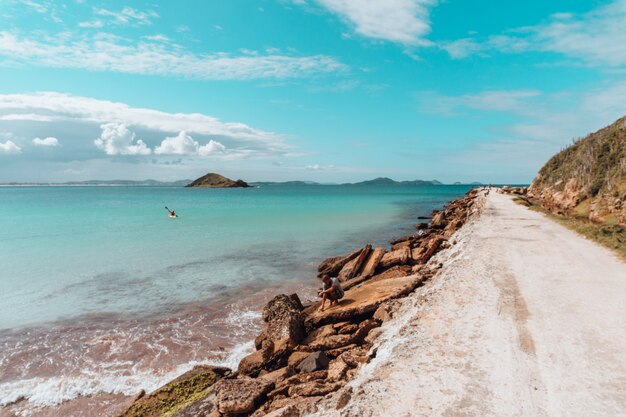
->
[312,191,626,417]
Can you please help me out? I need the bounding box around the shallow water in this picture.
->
[0,184,472,413]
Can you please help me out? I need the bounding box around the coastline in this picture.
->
[113,189,482,416]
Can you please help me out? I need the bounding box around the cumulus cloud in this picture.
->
[0,31,346,80]
[305,0,436,46]
[94,123,151,155]
[32,136,59,146]
[154,131,226,156]
[0,140,21,154]
[440,0,626,67]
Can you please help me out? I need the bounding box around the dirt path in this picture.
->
[314,191,626,417]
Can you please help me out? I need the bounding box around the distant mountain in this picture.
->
[344,177,442,186]
[0,179,192,186]
[250,181,321,187]
[454,181,483,185]
[529,115,626,224]
[186,173,250,188]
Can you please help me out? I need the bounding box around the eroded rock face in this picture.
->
[262,294,306,346]
[215,377,273,414]
[338,244,372,281]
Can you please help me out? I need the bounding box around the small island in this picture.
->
[185,173,250,188]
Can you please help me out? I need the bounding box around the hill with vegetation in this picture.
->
[528,116,626,225]
[185,173,250,188]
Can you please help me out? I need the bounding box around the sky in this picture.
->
[0,0,625,184]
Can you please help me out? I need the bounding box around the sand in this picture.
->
[312,191,626,416]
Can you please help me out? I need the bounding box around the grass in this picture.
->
[525,201,626,261]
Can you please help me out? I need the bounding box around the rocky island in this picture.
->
[186,173,250,188]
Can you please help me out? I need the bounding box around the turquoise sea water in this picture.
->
[0,184,473,412]
[0,184,472,330]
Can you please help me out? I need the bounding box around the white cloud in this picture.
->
[78,20,104,29]
[441,0,626,67]
[310,0,437,45]
[417,90,541,115]
[0,31,346,80]
[32,136,59,146]
[0,140,21,154]
[154,131,226,156]
[94,123,151,155]
[0,92,282,145]
[306,163,335,170]
[19,0,47,14]
[94,7,159,26]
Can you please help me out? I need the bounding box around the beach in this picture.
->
[313,191,626,416]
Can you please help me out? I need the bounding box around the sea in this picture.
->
[0,184,474,416]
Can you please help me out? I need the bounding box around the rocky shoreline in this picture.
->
[117,189,481,417]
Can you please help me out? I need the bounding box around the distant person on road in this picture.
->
[318,275,344,311]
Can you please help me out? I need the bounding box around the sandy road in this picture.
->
[315,191,626,417]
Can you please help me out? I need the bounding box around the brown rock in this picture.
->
[260,366,295,384]
[338,244,372,281]
[287,351,311,367]
[391,239,412,251]
[430,210,447,228]
[364,327,384,344]
[339,347,371,368]
[416,236,446,263]
[302,323,336,345]
[262,294,306,346]
[288,381,343,397]
[306,333,353,351]
[369,265,412,283]
[358,247,386,279]
[337,323,358,334]
[378,247,411,269]
[327,358,350,381]
[324,344,357,359]
[317,248,362,277]
[239,340,274,376]
[215,377,273,415]
[307,274,424,327]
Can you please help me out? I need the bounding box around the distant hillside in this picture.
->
[344,177,442,186]
[186,173,250,188]
[529,116,626,225]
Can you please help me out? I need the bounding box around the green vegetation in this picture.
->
[532,116,626,202]
[526,201,626,261]
[118,368,220,417]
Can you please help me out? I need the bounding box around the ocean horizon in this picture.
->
[0,184,473,412]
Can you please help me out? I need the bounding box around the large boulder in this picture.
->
[378,247,411,269]
[259,294,305,347]
[317,248,362,277]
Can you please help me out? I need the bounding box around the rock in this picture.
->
[297,351,330,373]
[324,344,357,359]
[289,381,343,397]
[416,236,446,263]
[358,247,386,279]
[287,351,311,367]
[186,172,250,188]
[364,327,384,344]
[391,239,413,251]
[239,340,274,376]
[369,265,412,283]
[317,248,362,277]
[305,333,353,351]
[338,244,372,281]
[430,211,447,228]
[416,222,428,230]
[307,274,424,326]
[339,347,371,368]
[261,294,305,346]
[378,247,411,269]
[337,323,358,334]
[215,377,273,415]
[260,366,295,384]
[302,323,336,344]
[327,358,350,381]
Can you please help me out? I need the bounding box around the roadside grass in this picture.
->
[512,196,626,261]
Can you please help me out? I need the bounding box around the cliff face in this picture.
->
[528,116,626,225]
[186,173,250,188]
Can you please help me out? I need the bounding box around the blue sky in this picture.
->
[0,0,625,183]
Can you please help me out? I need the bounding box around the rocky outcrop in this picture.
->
[186,173,250,188]
[118,188,482,417]
[528,116,626,225]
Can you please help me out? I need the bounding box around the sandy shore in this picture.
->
[314,191,626,416]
